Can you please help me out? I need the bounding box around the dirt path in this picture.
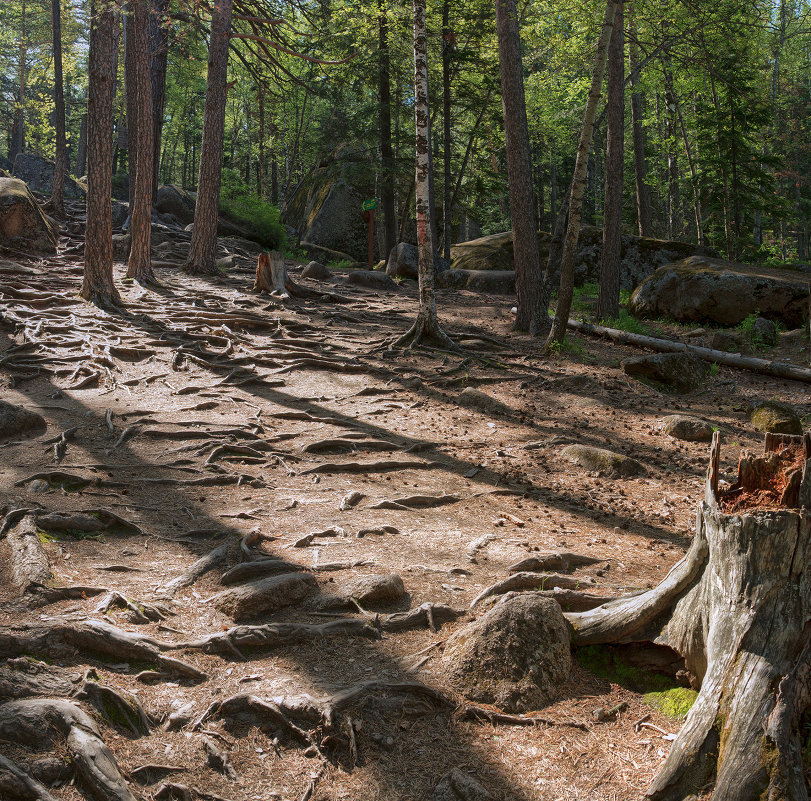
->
[1,246,808,801]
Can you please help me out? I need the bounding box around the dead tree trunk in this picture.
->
[566,431,811,801]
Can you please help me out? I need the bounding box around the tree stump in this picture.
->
[253,251,326,300]
[566,431,811,800]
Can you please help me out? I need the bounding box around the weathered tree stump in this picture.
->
[565,431,811,800]
[253,251,318,299]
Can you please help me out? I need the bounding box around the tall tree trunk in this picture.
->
[495,0,548,335]
[597,1,624,322]
[76,113,87,178]
[547,0,616,347]
[379,0,397,260]
[149,0,170,202]
[664,65,681,240]
[257,87,265,198]
[124,4,138,212]
[441,0,452,260]
[49,0,67,217]
[127,0,155,284]
[393,0,456,349]
[672,91,703,245]
[11,0,28,160]
[81,0,121,308]
[184,0,233,275]
[271,154,278,203]
[549,157,558,226]
[448,91,490,216]
[627,6,651,237]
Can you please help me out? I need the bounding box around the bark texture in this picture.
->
[495,0,548,335]
[547,0,616,346]
[627,7,651,238]
[184,0,233,275]
[566,432,811,800]
[49,0,67,217]
[596,1,623,322]
[379,0,397,261]
[81,0,122,307]
[126,0,155,284]
[149,0,170,201]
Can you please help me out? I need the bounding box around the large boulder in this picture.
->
[449,228,715,289]
[0,177,58,253]
[622,351,709,394]
[155,184,196,225]
[344,270,399,291]
[442,595,571,712]
[629,256,811,328]
[750,401,802,435]
[436,269,515,294]
[12,153,86,199]
[560,444,646,477]
[386,242,419,279]
[283,145,374,262]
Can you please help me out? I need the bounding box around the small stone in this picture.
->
[0,400,45,439]
[752,317,777,346]
[457,388,512,416]
[302,260,331,280]
[710,330,742,352]
[433,768,491,801]
[561,444,646,478]
[658,415,716,442]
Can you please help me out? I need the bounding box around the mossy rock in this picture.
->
[622,352,709,394]
[644,687,698,720]
[659,415,716,442]
[750,401,802,435]
[560,444,646,478]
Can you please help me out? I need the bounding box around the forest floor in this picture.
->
[0,238,809,801]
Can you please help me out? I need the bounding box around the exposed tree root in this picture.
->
[507,552,605,573]
[380,603,466,632]
[300,459,441,475]
[7,514,52,592]
[388,315,466,355]
[456,704,589,731]
[219,559,309,585]
[369,494,460,510]
[302,438,397,455]
[94,591,169,623]
[470,572,597,609]
[159,540,232,596]
[0,753,59,801]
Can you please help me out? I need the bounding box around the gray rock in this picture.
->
[457,388,513,416]
[443,595,571,713]
[0,400,45,439]
[622,351,709,394]
[386,242,419,279]
[344,270,399,291]
[659,415,715,442]
[0,177,58,253]
[752,317,778,346]
[343,573,405,606]
[437,269,516,294]
[433,769,491,801]
[111,201,128,230]
[560,444,646,478]
[750,401,802,435]
[630,256,810,328]
[710,330,742,352]
[12,153,85,198]
[301,260,331,280]
[112,233,130,261]
[211,572,318,621]
[155,184,196,225]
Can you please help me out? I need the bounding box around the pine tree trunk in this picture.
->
[124,4,138,212]
[11,0,27,161]
[126,0,155,284]
[81,0,121,308]
[495,0,549,335]
[627,7,652,238]
[149,0,170,202]
[596,1,623,322]
[566,432,811,801]
[76,114,87,178]
[547,0,616,347]
[184,0,233,275]
[49,0,67,217]
[441,0,452,261]
[379,0,397,261]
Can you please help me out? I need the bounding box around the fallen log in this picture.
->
[567,318,811,383]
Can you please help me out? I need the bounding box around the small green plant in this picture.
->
[547,336,586,359]
[604,310,652,336]
[643,687,698,720]
[736,310,770,350]
[709,362,720,376]
[325,258,354,271]
[570,282,599,316]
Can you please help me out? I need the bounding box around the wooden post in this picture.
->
[365,208,375,268]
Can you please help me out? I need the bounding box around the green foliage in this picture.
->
[643,687,698,720]
[603,310,652,336]
[325,258,353,271]
[547,336,586,359]
[709,362,720,376]
[219,169,285,250]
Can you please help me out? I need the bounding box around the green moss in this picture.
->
[576,645,676,693]
[644,687,698,719]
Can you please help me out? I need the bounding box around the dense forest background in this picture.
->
[1,0,809,264]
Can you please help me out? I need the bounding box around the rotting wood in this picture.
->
[568,318,811,384]
[7,514,52,591]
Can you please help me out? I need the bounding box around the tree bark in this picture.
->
[11,0,27,161]
[81,0,121,308]
[441,0,452,261]
[379,0,397,261]
[627,6,651,237]
[495,0,549,335]
[184,0,233,275]
[124,3,138,212]
[76,113,87,178]
[565,432,811,800]
[49,0,67,217]
[126,0,156,284]
[149,0,170,201]
[663,65,681,241]
[546,0,616,347]
[596,1,624,322]
[393,0,457,350]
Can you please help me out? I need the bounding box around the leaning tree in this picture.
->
[565,431,811,800]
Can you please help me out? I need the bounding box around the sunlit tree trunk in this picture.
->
[379,0,397,259]
[82,0,122,308]
[597,1,623,322]
[185,0,233,275]
[441,0,452,260]
[495,0,549,335]
[49,0,67,217]
[127,0,156,284]
[627,6,651,238]
[149,0,170,201]
[547,0,616,347]
[10,0,27,161]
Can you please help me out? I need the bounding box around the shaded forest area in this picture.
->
[1,1,811,801]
